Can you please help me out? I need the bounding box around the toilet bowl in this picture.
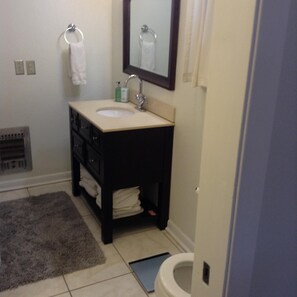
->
[154,253,194,297]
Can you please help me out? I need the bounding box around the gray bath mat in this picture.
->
[0,191,105,292]
[129,252,171,293]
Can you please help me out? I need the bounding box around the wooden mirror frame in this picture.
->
[123,0,180,90]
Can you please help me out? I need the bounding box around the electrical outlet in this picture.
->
[14,60,25,75]
[26,60,36,75]
[203,261,210,285]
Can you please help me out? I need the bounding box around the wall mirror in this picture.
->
[123,0,180,90]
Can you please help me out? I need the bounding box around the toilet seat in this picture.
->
[155,253,194,297]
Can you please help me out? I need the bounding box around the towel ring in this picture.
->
[139,24,157,45]
[64,24,84,45]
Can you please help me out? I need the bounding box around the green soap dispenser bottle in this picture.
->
[115,82,121,102]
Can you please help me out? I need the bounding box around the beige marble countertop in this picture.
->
[69,99,174,132]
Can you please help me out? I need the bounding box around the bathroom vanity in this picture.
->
[69,100,174,244]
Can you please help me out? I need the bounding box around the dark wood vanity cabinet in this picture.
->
[69,107,174,244]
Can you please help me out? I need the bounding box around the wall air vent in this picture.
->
[0,126,32,175]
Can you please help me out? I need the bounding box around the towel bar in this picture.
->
[139,24,157,45]
[64,23,84,44]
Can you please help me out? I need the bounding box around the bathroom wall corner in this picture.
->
[166,219,195,252]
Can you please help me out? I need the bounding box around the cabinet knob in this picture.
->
[90,159,95,163]
[74,144,80,148]
[92,136,98,141]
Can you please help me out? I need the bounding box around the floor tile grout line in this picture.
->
[112,242,133,271]
[62,275,73,297]
[68,272,133,293]
[49,288,71,297]
[112,242,152,296]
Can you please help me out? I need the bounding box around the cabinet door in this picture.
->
[70,109,79,131]
[79,116,91,141]
[72,132,85,164]
[86,144,102,182]
[91,126,102,152]
[104,128,166,187]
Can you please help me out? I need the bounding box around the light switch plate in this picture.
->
[26,60,36,75]
[14,60,25,75]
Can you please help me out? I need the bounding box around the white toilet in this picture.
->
[154,253,194,297]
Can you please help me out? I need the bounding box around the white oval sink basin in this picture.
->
[96,107,134,118]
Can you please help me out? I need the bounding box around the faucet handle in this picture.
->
[135,94,146,111]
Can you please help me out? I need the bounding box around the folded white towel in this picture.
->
[113,187,139,198]
[95,194,143,219]
[96,185,140,209]
[96,185,139,196]
[113,196,139,209]
[140,40,156,71]
[96,194,140,210]
[114,200,141,212]
[113,188,140,209]
[79,180,97,197]
[113,207,143,219]
[69,41,87,85]
[81,177,96,188]
[80,166,94,180]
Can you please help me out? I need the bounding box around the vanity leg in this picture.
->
[71,156,81,196]
[157,127,173,229]
[157,181,170,229]
[101,185,113,244]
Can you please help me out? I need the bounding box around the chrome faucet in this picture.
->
[124,74,146,111]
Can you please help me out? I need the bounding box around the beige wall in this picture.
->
[192,0,257,295]
[0,0,112,187]
[112,0,206,243]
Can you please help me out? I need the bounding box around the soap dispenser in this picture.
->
[115,82,121,102]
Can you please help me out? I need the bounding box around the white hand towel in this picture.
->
[140,40,156,71]
[69,41,87,85]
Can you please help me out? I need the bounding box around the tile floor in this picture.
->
[0,181,182,297]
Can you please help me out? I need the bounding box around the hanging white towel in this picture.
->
[182,0,214,88]
[140,40,156,71]
[69,41,87,85]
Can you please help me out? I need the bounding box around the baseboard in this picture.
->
[0,171,71,192]
[165,219,195,252]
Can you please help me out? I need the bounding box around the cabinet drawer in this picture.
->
[86,144,102,181]
[79,116,91,141]
[72,132,85,163]
[91,127,102,152]
[70,109,79,131]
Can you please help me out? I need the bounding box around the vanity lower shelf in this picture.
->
[69,106,174,244]
[80,186,158,228]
